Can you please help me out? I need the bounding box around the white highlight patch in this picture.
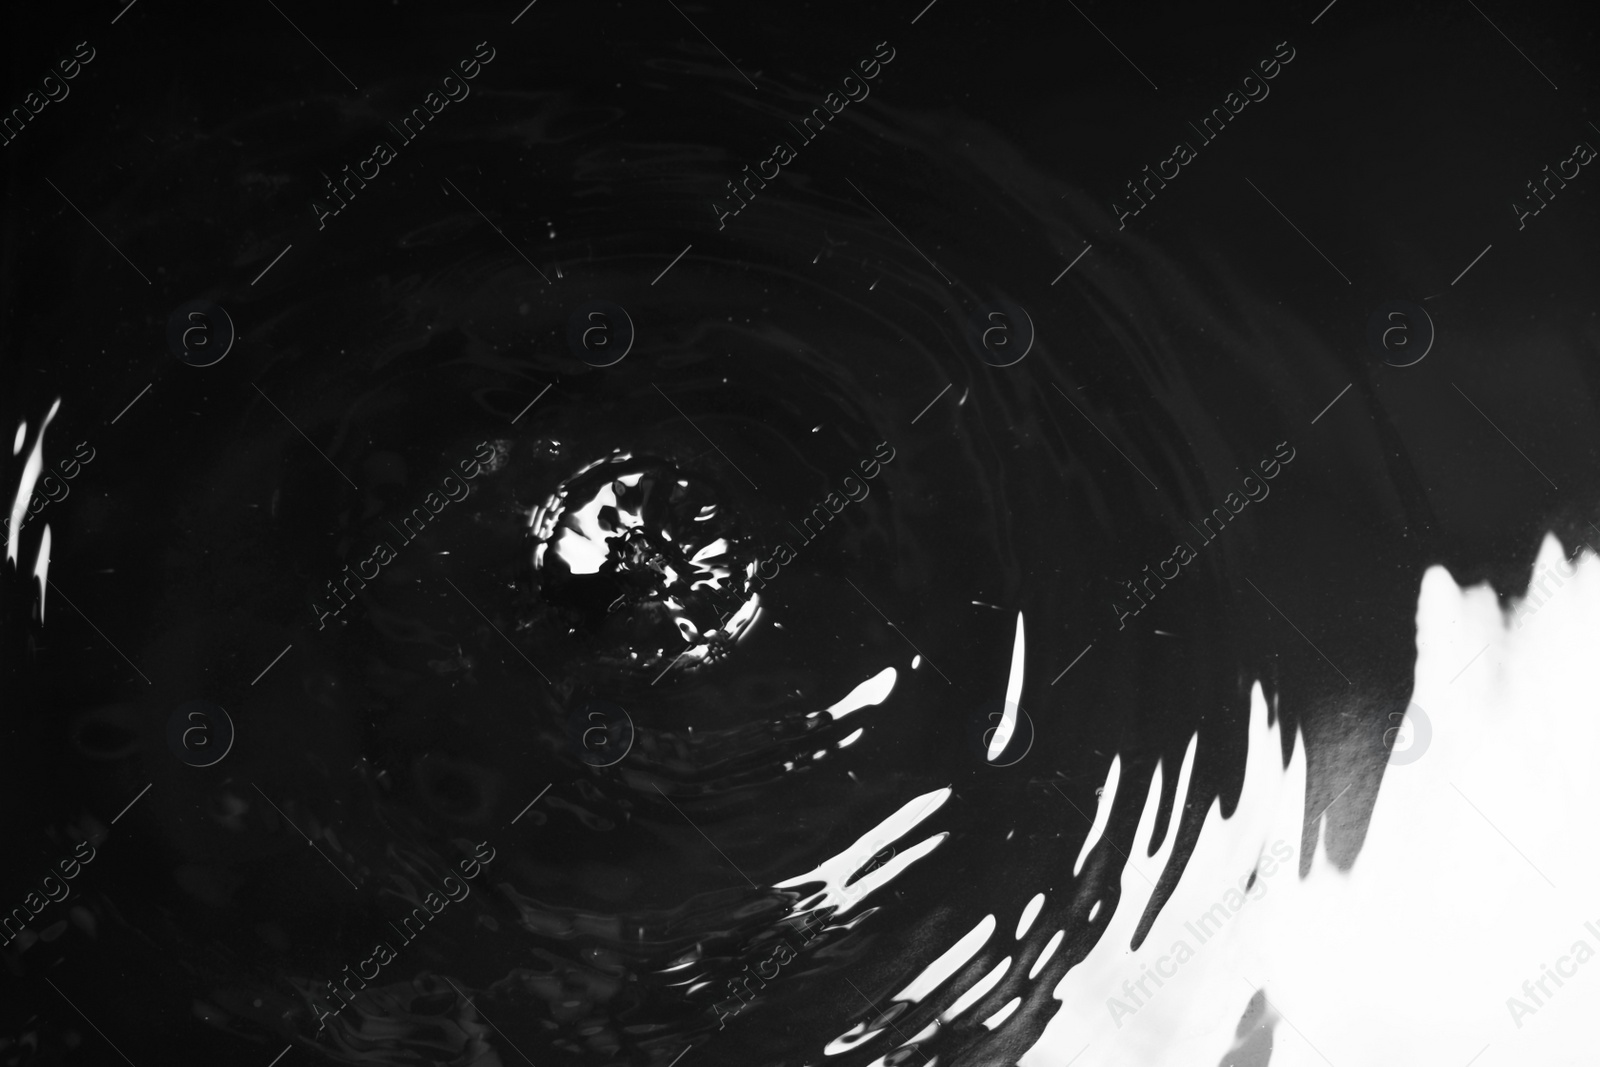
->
[942,955,1012,1023]
[1072,754,1122,877]
[819,667,898,719]
[1017,892,1046,939]
[552,482,627,574]
[983,996,1022,1030]
[897,914,997,1003]
[774,787,951,919]
[989,612,1026,759]
[7,399,60,564]
[1019,533,1600,1066]
[823,914,992,1057]
[33,524,51,621]
[1029,929,1065,980]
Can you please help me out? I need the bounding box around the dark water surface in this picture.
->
[3,1,1597,1064]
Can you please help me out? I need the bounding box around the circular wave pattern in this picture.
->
[16,63,1346,1067]
[12,7,1599,1067]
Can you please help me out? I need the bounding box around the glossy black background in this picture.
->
[2,0,1597,1064]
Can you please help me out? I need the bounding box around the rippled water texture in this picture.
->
[4,1,1598,1065]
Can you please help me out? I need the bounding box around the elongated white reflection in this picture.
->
[775,787,951,919]
[1072,754,1122,877]
[989,612,1026,759]
[898,914,998,1004]
[1016,892,1046,939]
[824,913,995,1057]
[32,524,51,621]
[819,666,898,720]
[7,399,60,564]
